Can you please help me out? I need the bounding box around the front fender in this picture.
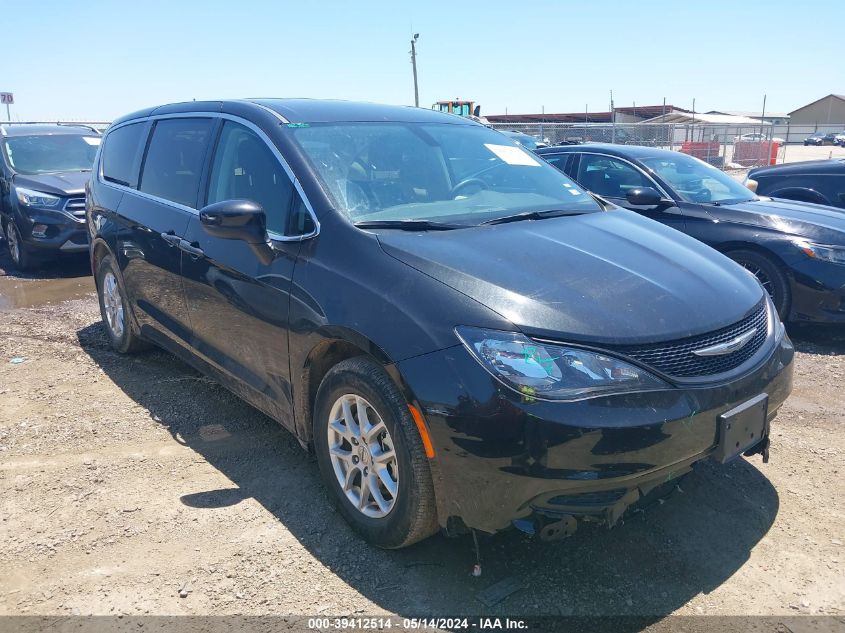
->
[770,188,831,206]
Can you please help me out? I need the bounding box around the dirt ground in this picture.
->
[0,250,843,620]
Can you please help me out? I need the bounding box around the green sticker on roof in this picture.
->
[286,123,310,128]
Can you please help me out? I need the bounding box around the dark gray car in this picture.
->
[0,124,100,270]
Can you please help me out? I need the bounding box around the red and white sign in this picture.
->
[0,93,14,105]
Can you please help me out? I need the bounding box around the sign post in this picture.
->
[0,93,14,121]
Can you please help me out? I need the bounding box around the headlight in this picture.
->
[744,177,758,192]
[15,187,61,208]
[456,326,669,401]
[794,239,845,265]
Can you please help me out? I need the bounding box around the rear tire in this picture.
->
[313,356,438,548]
[726,249,791,320]
[95,254,149,354]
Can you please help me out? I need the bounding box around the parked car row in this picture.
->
[12,101,843,548]
[67,99,799,548]
[804,131,845,146]
[535,143,845,325]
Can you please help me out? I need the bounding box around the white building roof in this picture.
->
[638,112,771,125]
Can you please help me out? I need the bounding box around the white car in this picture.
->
[835,132,845,147]
[734,132,785,144]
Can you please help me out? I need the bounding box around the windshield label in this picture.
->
[82,137,101,145]
[484,143,540,167]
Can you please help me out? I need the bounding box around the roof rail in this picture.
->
[55,122,103,134]
[0,121,108,132]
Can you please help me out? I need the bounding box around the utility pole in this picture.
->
[610,90,616,144]
[410,33,420,107]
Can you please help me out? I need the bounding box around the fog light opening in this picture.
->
[31,224,48,238]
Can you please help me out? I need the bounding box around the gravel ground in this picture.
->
[0,251,843,619]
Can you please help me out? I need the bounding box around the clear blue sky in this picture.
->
[4,0,843,121]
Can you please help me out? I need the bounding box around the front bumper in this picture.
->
[397,329,794,534]
[13,207,89,254]
[786,254,845,323]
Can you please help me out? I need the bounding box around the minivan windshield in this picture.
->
[289,122,601,225]
[641,153,757,204]
[3,134,101,175]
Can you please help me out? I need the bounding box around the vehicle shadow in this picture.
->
[787,322,845,356]
[77,321,780,622]
[0,241,90,280]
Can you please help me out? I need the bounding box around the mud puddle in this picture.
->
[0,276,95,311]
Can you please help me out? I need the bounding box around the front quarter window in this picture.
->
[288,122,601,225]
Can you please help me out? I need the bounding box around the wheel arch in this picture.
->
[293,328,414,448]
[90,237,115,276]
[717,241,795,318]
[715,240,791,273]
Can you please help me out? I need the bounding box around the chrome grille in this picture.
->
[608,300,769,379]
[64,197,86,219]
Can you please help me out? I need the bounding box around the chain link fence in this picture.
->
[489,121,845,169]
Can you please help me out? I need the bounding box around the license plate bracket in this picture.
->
[714,393,768,464]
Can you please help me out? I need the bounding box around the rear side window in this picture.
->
[140,118,213,207]
[542,153,570,173]
[102,123,146,188]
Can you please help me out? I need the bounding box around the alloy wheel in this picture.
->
[327,394,399,518]
[738,261,774,297]
[102,271,125,339]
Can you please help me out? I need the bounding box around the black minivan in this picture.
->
[88,100,794,548]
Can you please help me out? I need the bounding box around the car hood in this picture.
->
[715,198,845,244]
[12,171,90,196]
[376,210,763,345]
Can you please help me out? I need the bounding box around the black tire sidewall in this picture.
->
[313,360,425,548]
[728,249,790,319]
[95,255,134,353]
[8,220,34,271]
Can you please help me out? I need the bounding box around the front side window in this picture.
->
[139,118,213,207]
[207,121,295,235]
[3,134,100,175]
[289,122,600,225]
[102,122,146,187]
[641,153,757,204]
[576,154,653,199]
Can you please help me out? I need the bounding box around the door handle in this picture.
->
[160,232,181,247]
[177,239,204,259]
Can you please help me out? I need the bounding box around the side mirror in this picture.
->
[625,187,663,207]
[200,199,266,243]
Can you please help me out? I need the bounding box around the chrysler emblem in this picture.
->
[692,328,758,357]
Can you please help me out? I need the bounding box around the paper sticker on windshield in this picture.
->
[484,144,540,166]
[82,137,101,145]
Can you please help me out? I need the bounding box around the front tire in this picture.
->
[726,249,791,320]
[95,254,149,353]
[6,219,37,271]
[314,357,438,548]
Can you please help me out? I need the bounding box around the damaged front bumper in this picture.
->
[397,327,794,537]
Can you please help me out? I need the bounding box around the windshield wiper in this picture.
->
[480,209,585,226]
[354,219,464,231]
